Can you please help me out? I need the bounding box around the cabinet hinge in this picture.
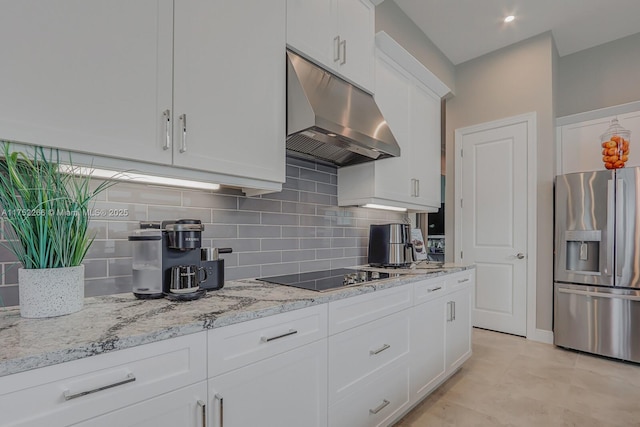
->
[460,251,463,259]
[460,149,463,157]
[460,199,463,208]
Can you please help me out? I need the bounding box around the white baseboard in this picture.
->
[527,328,554,344]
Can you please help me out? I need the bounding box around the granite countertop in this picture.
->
[0,265,473,377]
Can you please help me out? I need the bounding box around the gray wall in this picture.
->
[375,0,456,94]
[557,32,640,117]
[446,33,557,332]
[0,156,404,306]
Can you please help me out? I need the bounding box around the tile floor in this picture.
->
[395,328,640,427]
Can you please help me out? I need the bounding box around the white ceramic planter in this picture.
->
[18,265,85,318]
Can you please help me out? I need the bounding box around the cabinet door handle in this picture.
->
[453,301,456,321]
[369,399,390,415]
[369,343,391,356]
[458,278,470,283]
[416,179,420,197]
[162,109,171,150]
[261,329,298,342]
[410,179,416,196]
[197,400,206,427]
[179,113,187,153]
[63,373,135,401]
[333,36,341,62]
[447,301,453,322]
[215,393,224,427]
[340,39,347,65]
[427,286,442,293]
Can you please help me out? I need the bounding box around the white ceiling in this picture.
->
[393,0,640,65]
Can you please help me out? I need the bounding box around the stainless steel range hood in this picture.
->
[286,50,400,166]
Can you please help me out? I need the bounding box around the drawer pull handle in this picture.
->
[333,36,341,62]
[427,286,442,293]
[197,400,206,427]
[162,109,171,150]
[261,329,298,343]
[179,113,187,153]
[369,399,390,415]
[458,278,470,283]
[370,343,391,356]
[63,373,136,401]
[215,393,224,427]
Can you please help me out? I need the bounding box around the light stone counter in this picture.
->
[0,265,473,377]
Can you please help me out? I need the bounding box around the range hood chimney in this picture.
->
[286,50,400,166]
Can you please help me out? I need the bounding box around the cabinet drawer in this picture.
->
[328,285,412,335]
[328,309,410,404]
[0,332,207,427]
[328,357,411,427]
[448,270,474,292]
[208,304,327,377]
[414,276,448,304]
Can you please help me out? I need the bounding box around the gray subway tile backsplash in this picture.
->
[238,225,282,239]
[282,201,316,215]
[239,251,282,266]
[261,238,299,251]
[0,156,405,306]
[282,249,316,262]
[261,213,299,226]
[299,191,331,205]
[238,197,282,213]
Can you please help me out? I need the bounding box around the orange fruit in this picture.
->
[607,147,617,156]
[605,162,614,169]
[612,135,622,143]
[606,141,617,148]
[622,155,629,162]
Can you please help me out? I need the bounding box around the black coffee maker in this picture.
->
[130,219,232,299]
[131,219,204,296]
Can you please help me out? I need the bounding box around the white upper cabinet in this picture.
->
[338,32,449,212]
[410,81,442,208]
[173,0,285,185]
[287,0,375,92]
[556,105,640,175]
[0,0,285,194]
[0,0,174,165]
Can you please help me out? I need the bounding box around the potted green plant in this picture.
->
[0,142,113,318]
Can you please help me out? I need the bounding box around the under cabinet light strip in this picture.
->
[362,203,407,212]
[58,165,221,191]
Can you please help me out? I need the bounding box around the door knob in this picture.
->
[516,253,525,259]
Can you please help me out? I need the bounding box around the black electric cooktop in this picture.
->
[258,268,403,292]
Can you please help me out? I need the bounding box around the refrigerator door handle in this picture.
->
[557,287,640,301]
[616,178,625,279]
[606,179,615,276]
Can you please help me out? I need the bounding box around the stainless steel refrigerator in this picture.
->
[554,168,640,362]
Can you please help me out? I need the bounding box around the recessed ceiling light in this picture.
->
[504,15,515,23]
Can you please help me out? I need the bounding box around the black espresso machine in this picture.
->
[128,219,231,299]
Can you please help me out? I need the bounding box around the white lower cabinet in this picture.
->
[445,278,473,372]
[411,281,446,400]
[72,381,207,427]
[327,287,412,427]
[0,333,207,427]
[208,339,327,427]
[328,309,410,404]
[328,357,411,427]
[206,304,328,427]
[0,271,474,427]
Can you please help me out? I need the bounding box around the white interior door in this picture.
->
[456,118,529,336]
